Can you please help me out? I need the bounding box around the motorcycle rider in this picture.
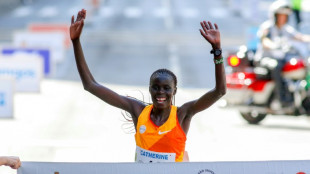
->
[255,0,310,107]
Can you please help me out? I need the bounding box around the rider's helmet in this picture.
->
[269,0,292,22]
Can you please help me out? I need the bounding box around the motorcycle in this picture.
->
[221,43,310,124]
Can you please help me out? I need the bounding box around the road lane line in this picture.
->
[12,6,32,17]
[180,8,199,18]
[99,7,114,18]
[38,6,58,17]
[123,7,143,18]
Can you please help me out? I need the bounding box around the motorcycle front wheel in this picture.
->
[240,111,267,124]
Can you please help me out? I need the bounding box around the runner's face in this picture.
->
[149,74,176,109]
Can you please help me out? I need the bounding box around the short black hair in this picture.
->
[150,69,177,88]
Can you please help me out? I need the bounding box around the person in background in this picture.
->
[291,0,302,30]
[255,0,310,107]
[0,156,21,169]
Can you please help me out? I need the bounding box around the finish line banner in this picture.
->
[18,160,310,174]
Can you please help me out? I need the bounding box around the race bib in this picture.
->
[135,146,176,163]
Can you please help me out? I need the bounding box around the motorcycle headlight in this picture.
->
[289,58,297,66]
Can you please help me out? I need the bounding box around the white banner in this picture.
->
[1,47,52,76]
[13,31,65,63]
[28,23,70,49]
[0,56,43,92]
[0,77,14,118]
[18,160,310,174]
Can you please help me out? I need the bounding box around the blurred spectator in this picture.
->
[291,0,302,30]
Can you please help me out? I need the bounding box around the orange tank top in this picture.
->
[135,105,187,162]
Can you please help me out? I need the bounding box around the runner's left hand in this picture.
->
[199,21,221,49]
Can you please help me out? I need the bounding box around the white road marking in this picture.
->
[38,6,58,17]
[153,7,169,18]
[209,8,229,18]
[123,7,143,18]
[99,7,114,18]
[12,6,32,17]
[180,8,199,18]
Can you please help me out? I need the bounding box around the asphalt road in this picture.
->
[1,80,310,174]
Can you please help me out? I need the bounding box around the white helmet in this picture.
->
[269,0,292,15]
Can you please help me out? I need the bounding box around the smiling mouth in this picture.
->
[156,97,166,103]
